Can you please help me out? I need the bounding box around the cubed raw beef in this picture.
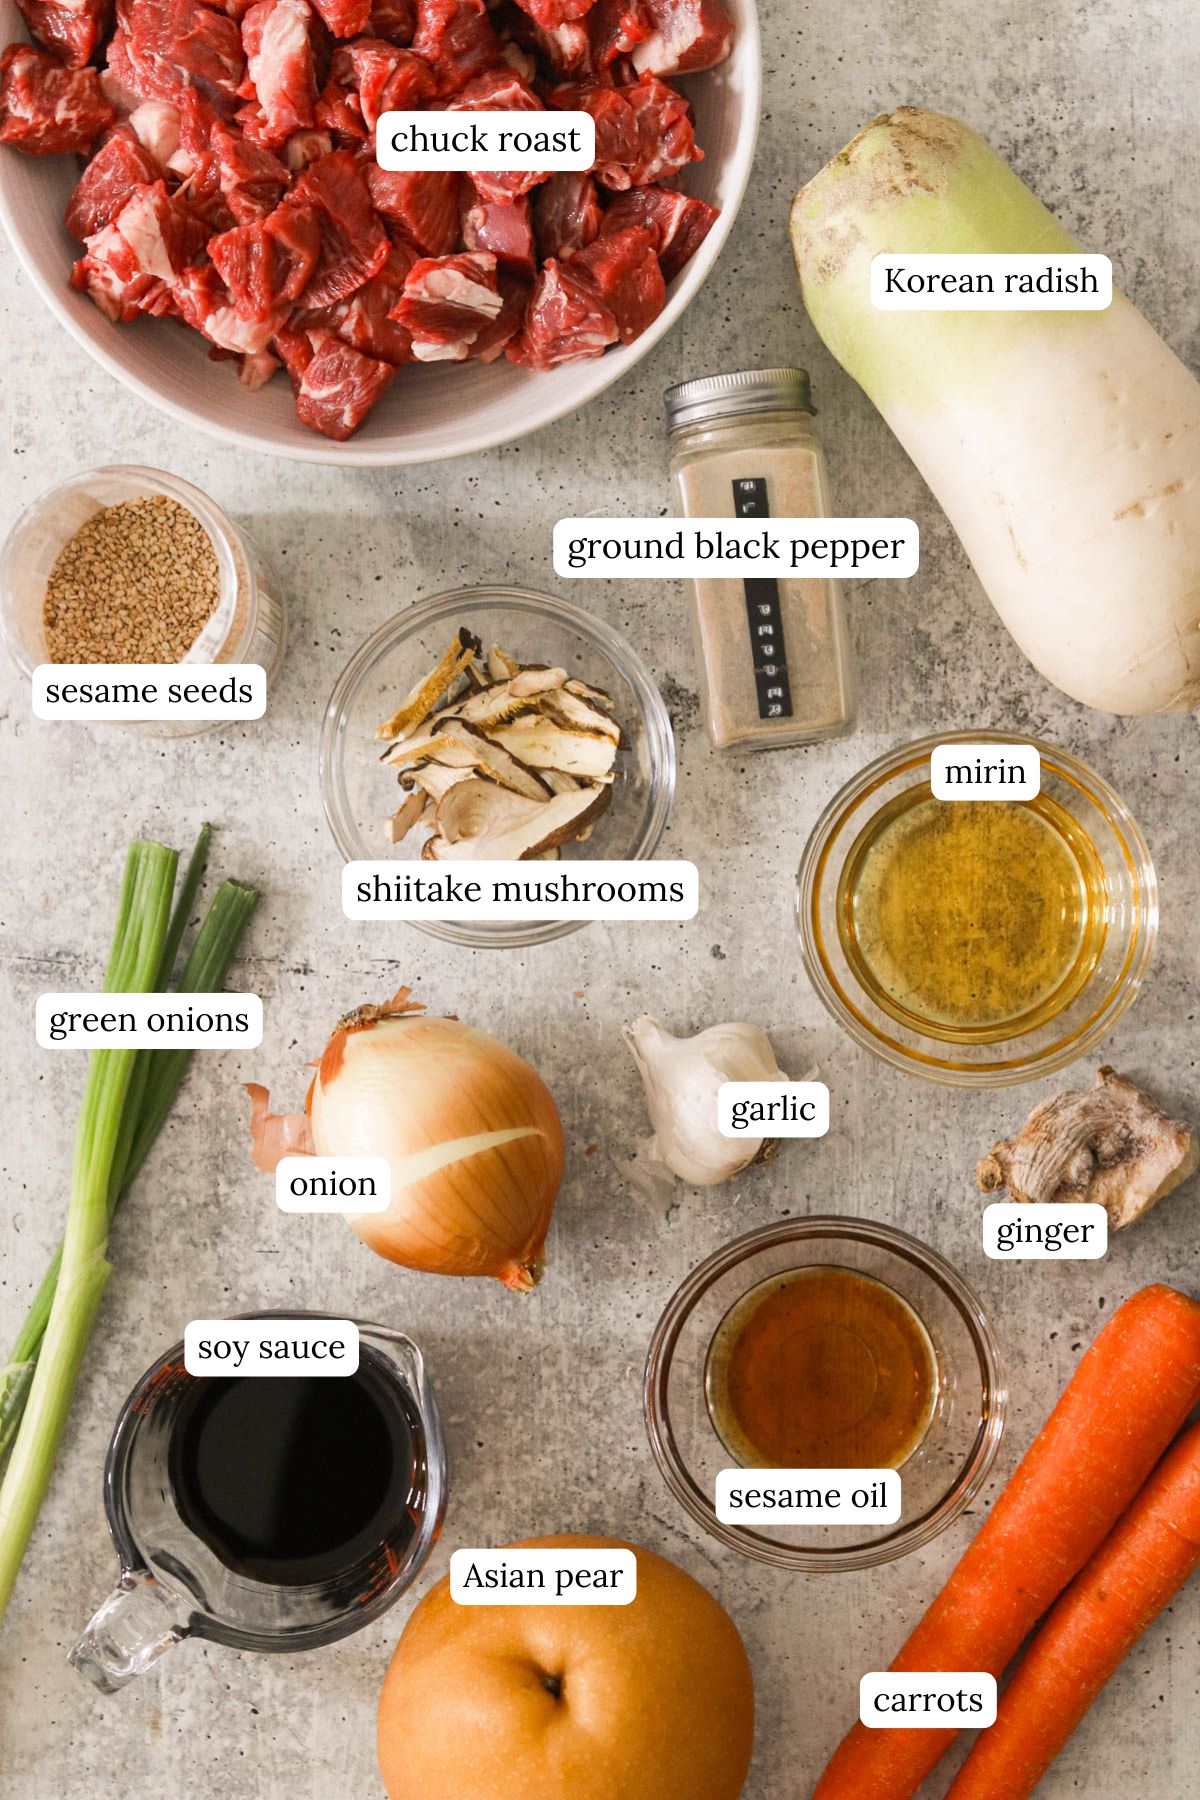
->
[314,76,366,141]
[447,66,547,202]
[16,0,112,68]
[331,39,433,128]
[295,329,395,437]
[570,220,661,340]
[238,344,281,386]
[72,178,201,318]
[367,0,414,39]
[532,168,600,258]
[550,80,637,173]
[365,164,460,254]
[300,239,415,360]
[273,319,314,381]
[497,6,590,77]
[128,98,182,164]
[309,0,369,35]
[65,129,160,238]
[569,73,696,186]
[469,265,528,360]
[174,258,285,348]
[509,0,592,28]
[0,46,114,155]
[585,0,645,66]
[284,124,333,167]
[210,121,289,219]
[506,255,616,367]
[462,188,534,274]
[288,147,389,302]
[598,181,715,278]
[240,0,317,144]
[209,198,320,317]
[390,248,501,360]
[116,0,247,116]
[630,0,728,73]
[412,0,500,95]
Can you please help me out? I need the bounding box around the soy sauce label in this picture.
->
[184,1319,359,1376]
[732,476,793,721]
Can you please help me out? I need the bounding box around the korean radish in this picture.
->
[790,108,1200,716]
[811,1283,1200,1800]
[945,1418,1200,1800]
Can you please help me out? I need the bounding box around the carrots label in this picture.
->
[859,1674,997,1728]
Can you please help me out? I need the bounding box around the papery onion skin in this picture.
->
[310,1013,564,1292]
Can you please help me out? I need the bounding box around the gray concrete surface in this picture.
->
[2,0,1199,1794]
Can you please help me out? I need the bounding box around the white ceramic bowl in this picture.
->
[0,3,761,465]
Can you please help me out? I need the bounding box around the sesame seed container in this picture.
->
[0,466,287,738]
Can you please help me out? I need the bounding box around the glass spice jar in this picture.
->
[665,369,856,751]
[0,465,287,740]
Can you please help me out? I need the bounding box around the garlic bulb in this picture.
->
[624,1016,788,1187]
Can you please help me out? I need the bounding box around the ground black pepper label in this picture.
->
[731,477,793,720]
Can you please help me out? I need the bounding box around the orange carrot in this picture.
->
[811,1284,1200,1800]
[944,1417,1200,1800]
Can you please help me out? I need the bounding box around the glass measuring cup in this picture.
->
[71,1315,446,1692]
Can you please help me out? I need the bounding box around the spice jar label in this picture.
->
[342,860,699,923]
[716,1470,900,1525]
[32,664,267,723]
[276,1156,391,1214]
[552,517,919,580]
[859,1673,998,1728]
[450,1548,637,1606]
[183,1319,359,1377]
[36,992,263,1049]
[982,1202,1108,1260]
[717,1080,829,1138]
[377,111,595,172]
[871,251,1112,311]
[930,742,1040,799]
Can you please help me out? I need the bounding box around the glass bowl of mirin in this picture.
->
[320,586,676,949]
[644,1218,1006,1572]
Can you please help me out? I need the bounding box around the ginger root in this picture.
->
[977,1067,1198,1230]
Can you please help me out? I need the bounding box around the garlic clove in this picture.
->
[624,1015,789,1188]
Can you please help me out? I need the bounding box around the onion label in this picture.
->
[983,1202,1108,1260]
[376,111,595,173]
[553,518,919,580]
[36,992,263,1048]
[871,252,1112,311]
[343,861,699,922]
[32,664,266,722]
[184,1319,359,1377]
[716,1470,900,1525]
[717,1080,829,1138]
[276,1156,390,1214]
[859,1673,998,1728]
[450,1548,637,1606]
[930,742,1040,800]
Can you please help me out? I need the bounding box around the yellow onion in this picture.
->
[247,991,564,1291]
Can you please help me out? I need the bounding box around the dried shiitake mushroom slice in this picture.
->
[427,781,612,862]
[376,629,481,743]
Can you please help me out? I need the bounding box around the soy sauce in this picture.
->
[169,1355,420,1586]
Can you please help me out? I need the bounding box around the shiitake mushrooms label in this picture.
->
[276,1156,391,1215]
[183,1320,360,1377]
[450,1548,637,1606]
[343,860,699,922]
[871,252,1112,311]
[982,1203,1108,1260]
[36,992,263,1048]
[860,1673,998,1728]
[33,664,267,722]
[716,1470,900,1525]
[930,742,1040,800]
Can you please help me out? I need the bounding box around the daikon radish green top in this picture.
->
[790,107,1200,716]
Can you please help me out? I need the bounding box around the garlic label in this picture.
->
[717,1082,829,1139]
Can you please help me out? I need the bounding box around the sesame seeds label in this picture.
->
[33,664,267,722]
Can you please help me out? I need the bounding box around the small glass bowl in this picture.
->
[320,586,676,949]
[796,732,1158,1087]
[644,1217,1006,1572]
[0,465,286,739]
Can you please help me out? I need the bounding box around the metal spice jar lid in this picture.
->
[664,368,814,433]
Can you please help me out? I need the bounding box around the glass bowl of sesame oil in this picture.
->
[797,733,1157,1086]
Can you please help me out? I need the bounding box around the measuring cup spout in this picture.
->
[70,1568,188,1691]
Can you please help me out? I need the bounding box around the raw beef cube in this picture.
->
[447,67,547,202]
[65,129,160,239]
[506,256,616,367]
[366,0,414,42]
[0,46,114,155]
[331,40,434,128]
[273,320,314,381]
[585,0,646,67]
[209,199,320,318]
[390,249,502,361]
[238,345,281,387]
[496,5,591,77]
[532,169,600,259]
[288,147,389,303]
[72,179,200,319]
[462,188,534,275]
[118,0,247,116]
[598,181,715,279]
[240,0,317,145]
[16,0,112,69]
[616,74,698,184]
[301,240,415,361]
[284,124,333,167]
[469,265,529,361]
[550,81,638,175]
[174,259,285,349]
[412,0,500,95]
[295,330,395,437]
[570,220,662,340]
[314,78,366,142]
[630,0,730,73]
[509,0,592,28]
[310,0,369,35]
[212,122,289,220]
[128,98,182,164]
[365,165,460,254]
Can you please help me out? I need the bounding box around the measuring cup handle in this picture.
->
[70,1569,187,1692]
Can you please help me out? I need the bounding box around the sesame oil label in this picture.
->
[732,477,793,720]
